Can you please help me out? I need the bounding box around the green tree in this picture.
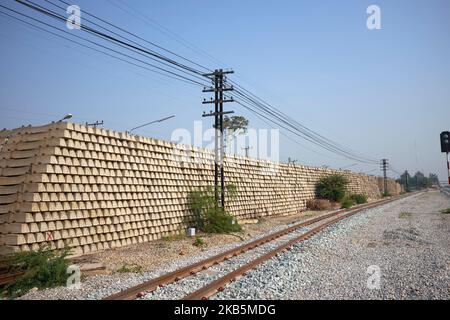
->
[221,116,249,155]
[428,173,439,186]
[223,116,249,134]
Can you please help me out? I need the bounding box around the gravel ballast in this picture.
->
[214,191,450,300]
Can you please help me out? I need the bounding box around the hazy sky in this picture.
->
[0,0,449,182]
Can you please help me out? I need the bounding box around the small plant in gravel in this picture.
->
[350,193,368,204]
[316,174,348,202]
[440,208,450,214]
[193,236,206,247]
[340,196,355,209]
[187,185,242,234]
[399,212,412,219]
[116,263,143,273]
[1,245,71,298]
[306,199,333,211]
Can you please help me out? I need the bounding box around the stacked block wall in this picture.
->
[0,123,401,255]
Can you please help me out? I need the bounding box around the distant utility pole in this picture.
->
[86,120,104,128]
[405,170,409,190]
[381,159,389,194]
[288,157,297,166]
[202,69,234,209]
[242,146,252,157]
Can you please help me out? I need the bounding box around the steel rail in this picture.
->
[0,271,24,286]
[183,193,417,300]
[103,195,410,300]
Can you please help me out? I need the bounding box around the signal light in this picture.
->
[440,131,450,153]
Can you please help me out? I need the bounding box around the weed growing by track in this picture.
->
[116,263,143,273]
[1,245,71,298]
[399,212,412,219]
[187,185,242,234]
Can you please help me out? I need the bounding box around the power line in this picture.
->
[98,1,384,165]
[10,0,387,169]
[106,0,228,69]
[16,0,211,84]
[0,18,202,105]
[48,0,213,73]
[232,86,379,164]
[232,91,379,164]
[0,4,207,87]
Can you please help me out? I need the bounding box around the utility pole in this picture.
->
[405,170,409,190]
[86,120,104,128]
[381,159,389,195]
[202,69,234,208]
[242,146,252,157]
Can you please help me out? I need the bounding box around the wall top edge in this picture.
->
[1,122,386,181]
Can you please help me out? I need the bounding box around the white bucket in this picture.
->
[187,228,196,237]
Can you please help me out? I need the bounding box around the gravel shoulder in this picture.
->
[214,191,450,300]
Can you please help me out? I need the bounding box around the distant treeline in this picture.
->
[397,171,439,191]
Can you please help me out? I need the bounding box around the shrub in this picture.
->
[2,245,71,298]
[316,174,349,202]
[340,196,354,209]
[440,208,450,214]
[306,199,333,211]
[350,193,368,204]
[187,185,241,234]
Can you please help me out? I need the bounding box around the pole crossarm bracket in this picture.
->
[202,98,234,104]
[202,86,234,93]
[203,70,234,77]
[202,111,235,117]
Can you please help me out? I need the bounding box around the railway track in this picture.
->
[104,192,416,300]
[0,257,23,287]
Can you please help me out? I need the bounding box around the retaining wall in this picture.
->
[0,122,401,255]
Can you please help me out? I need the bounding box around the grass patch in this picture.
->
[440,208,450,214]
[399,212,412,219]
[1,245,71,298]
[350,193,368,204]
[340,196,355,209]
[116,263,143,273]
[162,233,186,242]
[193,236,206,247]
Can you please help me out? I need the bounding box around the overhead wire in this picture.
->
[9,0,391,168]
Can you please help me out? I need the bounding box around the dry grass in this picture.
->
[306,199,334,211]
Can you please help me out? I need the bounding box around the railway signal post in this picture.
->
[440,131,450,185]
